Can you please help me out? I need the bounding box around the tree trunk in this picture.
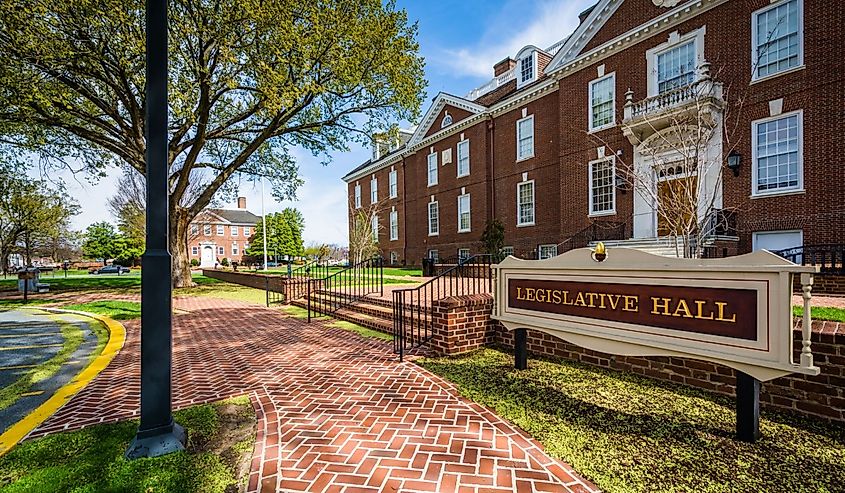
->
[170,207,194,288]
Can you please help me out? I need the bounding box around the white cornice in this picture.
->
[342,153,404,183]
[545,0,623,73]
[549,0,729,78]
[407,93,487,148]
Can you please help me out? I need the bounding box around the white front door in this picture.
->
[200,245,215,268]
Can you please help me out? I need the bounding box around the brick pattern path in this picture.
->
[31,296,598,493]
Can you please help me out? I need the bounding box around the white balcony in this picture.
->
[465,67,516,101]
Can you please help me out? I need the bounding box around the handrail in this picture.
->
[289,259,331,279]
[307,257,383,321]
[555,221,627,254]
[772,244,845,275]
[393,254,493,361]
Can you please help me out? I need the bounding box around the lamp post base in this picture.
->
[125,421,187,459]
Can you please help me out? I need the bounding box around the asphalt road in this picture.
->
[0,309,100,434]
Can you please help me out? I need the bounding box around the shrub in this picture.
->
[221,257,229,267]
[190,259,199,267]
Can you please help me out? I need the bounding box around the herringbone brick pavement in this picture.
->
[31,296,598,493]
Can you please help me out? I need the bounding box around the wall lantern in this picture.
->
[727,150,742,177]
[615,174,629,193]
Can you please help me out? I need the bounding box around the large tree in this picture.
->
[0,0,426,286]
[246,208,305,260]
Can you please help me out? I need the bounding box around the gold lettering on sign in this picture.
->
[715,301,737,322]
[695,300,714,320]
[651,297,671,316]
[622,295,638,312]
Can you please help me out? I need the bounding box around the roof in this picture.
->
[204,208,261,225]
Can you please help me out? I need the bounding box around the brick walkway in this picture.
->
[31,296,598,493]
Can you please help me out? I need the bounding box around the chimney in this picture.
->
[493,57,516,76]
[237,197,247,209]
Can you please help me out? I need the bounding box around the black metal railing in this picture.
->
[306,257,383,321]
[705,209,738,237]
[289,259,332,279]
[393,254,493,361]
[773,244,845,275]
[555,220,628,256]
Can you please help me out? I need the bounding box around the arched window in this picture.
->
[440,112,452,128]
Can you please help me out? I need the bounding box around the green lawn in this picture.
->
[62,301,142,321]
[177,281,266,306]
[793,305,845,322]
[325,320,392,342]
[418,348,845,493]
[0,396,255,493]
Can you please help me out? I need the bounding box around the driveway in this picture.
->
[31,296,597,493]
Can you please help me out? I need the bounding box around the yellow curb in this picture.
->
[0,308,126,457]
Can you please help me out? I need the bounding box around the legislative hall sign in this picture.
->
[493,247,819,383]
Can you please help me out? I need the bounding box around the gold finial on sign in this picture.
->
[592,242,607,262]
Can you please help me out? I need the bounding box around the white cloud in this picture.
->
[436,0,594,79]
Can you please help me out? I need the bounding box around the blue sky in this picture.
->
[60,0,595,245]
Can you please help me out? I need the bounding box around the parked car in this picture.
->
[92,265,130,275]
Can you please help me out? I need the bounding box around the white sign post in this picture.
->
[492,247,818,442]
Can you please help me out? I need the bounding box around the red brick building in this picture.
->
[343,0,845,265]
[188,197,261,268]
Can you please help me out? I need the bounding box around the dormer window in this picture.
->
[516,49,538,88]
[440,111,453,128]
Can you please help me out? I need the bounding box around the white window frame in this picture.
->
[216,224,225,236]
[232,243,239,256]
[389,251,398,265]
[427,153,438,187]
[457,193,471,233]
[516,180,535,227]
[751,0,803,82]
[458,248,471,260]
[389,210,398,241]
[646,28,705,97]
[354,184,361,208]
[244,242,249,250]
[191,224,198,235]
[516,115,535,161]
[751,110,804,198]
[218,246,225,256]
[389,170,398,198]
[244,226,251,237]
[588,73,616,131]
[752,229,803,252]
[501,246,514,258]
[517,51,537,88]
[231,225,239,236]
[538,244,558,260]
[371,215,379,241]
[457,140,470,178]
[427,249,439,262]
[203,224,211,236]
[191,246,198,256]
[588,157,617,217]
[428,201,439,236]
[370,177,378,204]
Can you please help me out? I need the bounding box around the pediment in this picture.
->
[408,93,486,147]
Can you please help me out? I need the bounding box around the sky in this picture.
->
[49,0,595,246]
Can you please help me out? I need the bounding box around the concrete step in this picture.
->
[589,238,683,257]
[291,299,394,335]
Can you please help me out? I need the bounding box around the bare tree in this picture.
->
[348,201,382,264]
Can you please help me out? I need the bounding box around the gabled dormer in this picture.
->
[515,46,540,89]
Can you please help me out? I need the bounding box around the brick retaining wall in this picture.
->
[794,275,845,295]
[202,269,285,292]
[430,293,845,423]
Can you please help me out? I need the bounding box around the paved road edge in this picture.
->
[0,308,127,456]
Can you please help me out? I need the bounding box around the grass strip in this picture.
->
[62,301,142,321]
[418,348,845,493]
[0,396,255,493]
[793,305,845,322]
[0,316,83,411]
[326,320,392,342]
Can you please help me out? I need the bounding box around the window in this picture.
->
[203,224,211,236]
[752,111,802,195]
[427,153,438,186]
[441,112,453,128]
[231,225,238,236]
[753,0,802,80]
[389,170,398,198]
[519,53,535,86]
[371,215,378,241]
[244,242,249,250]
[457,193,471,233]
[457,140,470,177]
[191,224,198,235]
[516,115,534,161]
[538,244,558,260]
[458,248,470,260]
[428,201,439,236]
[517,180,535,226]
[657,40,696,93]
[752,230,802,258]
[501,246,514,258]
[389,210,398,241]
[232,243,239,256]
[244,226,251,237]
[216,224,224,235]
[589,157,616,215]
[191,246,198,256]
[218,246,225,256]
[589,74,615,130]
[354,184,361,208]
[370,177,378,204]
[389,251,398,265]
[427,249,439,262]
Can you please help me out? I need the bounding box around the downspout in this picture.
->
[488,117,496,220]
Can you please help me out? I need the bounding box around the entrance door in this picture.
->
[201,245,215,267]
[657,176,698,236]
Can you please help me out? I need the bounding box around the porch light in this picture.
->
[727,150,741,177]
[615,174,629,193]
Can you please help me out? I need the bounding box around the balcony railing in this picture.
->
[623,62,723,122]
[466,68,516,101]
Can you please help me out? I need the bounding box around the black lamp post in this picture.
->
[727,150,742,177]
[126,0,186,459]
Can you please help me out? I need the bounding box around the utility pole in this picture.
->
[126,0,186,459]
[262,178,268,272]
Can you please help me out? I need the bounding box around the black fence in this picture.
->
[306,257,383,321]
[393,254,493,361]
[773,244,845,275]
